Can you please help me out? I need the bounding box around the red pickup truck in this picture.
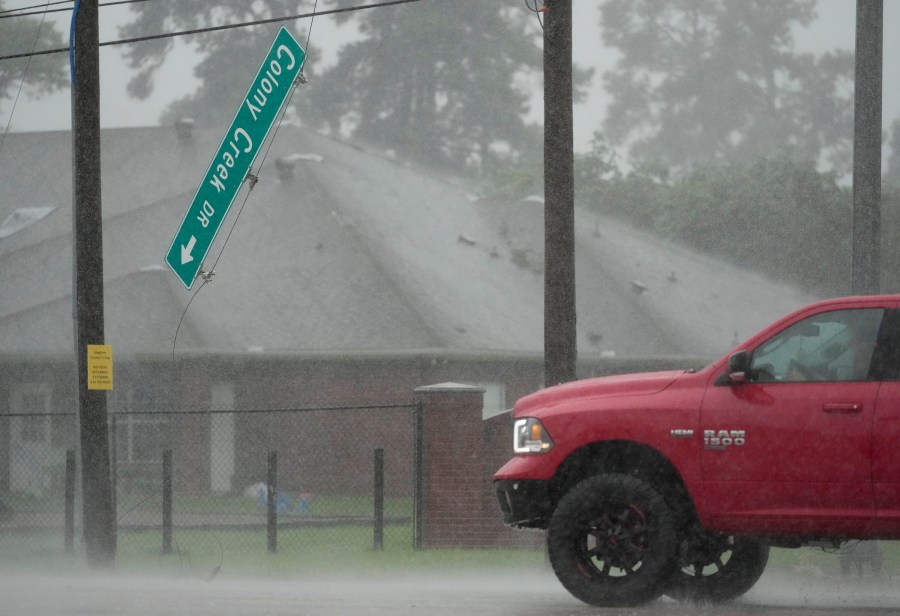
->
[495,295,900,606]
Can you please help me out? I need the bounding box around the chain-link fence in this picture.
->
[0,403,417,570]
[0,412,75,566]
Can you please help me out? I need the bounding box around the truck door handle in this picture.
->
[823,403,862,414]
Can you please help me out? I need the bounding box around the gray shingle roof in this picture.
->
[0,124,816,357]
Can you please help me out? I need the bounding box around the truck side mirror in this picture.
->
[726,350,751,385]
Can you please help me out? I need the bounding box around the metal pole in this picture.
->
[267,451,277,553]
[64,449,75,554]
[412,404,423,549]
[374,448,384,551]
[109,413,116,544]
[851,0,883,295]
[70,0,114,566]
[544,0,577,386]
[162,450,173,555]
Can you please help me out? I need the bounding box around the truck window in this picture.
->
[750,308,884,383]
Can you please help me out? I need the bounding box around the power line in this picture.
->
[0,0,71,16]
[0,0,152,17]
[0,0,424,61]
[0,0,52,154]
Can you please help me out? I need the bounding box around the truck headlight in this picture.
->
[513,418,554,454]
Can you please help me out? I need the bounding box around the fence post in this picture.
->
[162,449,172,555]
[110,413,117,543]
[374,448,384,551]
[65,449,75,554]
[413,402,423,549]
[267,451,277,553]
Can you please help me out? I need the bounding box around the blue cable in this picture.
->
[69,0,80,83]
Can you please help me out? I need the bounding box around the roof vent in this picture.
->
[0,206,55,239]
[175,117,195,142]
[631,280,648,295]
[275,156,296,181]
[275,153,324,181]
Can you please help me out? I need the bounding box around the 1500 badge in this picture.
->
[704,429,746,450]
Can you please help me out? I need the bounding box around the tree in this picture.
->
[577,133,671,230]
[654,156,851,294]
[302,0,556,172]
[885,119,900,190]
[119,1,317,128]
[118,1,564,172]
[0,2,67,113]
[599,0,853,173]
[879,185,900,292]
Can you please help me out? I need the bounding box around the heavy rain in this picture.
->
[1,0,899,614]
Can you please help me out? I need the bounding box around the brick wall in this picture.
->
[415,383,543,549]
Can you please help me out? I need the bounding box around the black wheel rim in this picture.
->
[682,534,735,578]
[577,503,650,578]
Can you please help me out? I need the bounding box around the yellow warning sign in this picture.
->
[87,344,113,390]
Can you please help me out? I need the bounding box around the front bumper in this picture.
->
[494,478,554,529]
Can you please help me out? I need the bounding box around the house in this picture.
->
[0,122,815,496]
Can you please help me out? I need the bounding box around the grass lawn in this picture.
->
[2,518,898,581]
[0,524,547,579]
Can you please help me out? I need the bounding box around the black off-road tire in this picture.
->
[666,532,769,604]
[546,473,679,607]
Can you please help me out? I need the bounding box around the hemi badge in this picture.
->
[670,429,694,439]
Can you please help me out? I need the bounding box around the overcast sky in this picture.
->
[1,1,897,155]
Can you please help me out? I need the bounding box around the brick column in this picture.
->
[414,382,485,548]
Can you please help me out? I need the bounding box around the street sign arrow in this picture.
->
[165,26,306,289]
[181,236,197,265]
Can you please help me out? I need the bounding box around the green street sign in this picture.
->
[165,27,306,289]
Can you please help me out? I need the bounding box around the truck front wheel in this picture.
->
[665,531,769,603]
[547,474,678,607]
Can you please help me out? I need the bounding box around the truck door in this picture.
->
[699,305,886,536]
[871,309,900,534]
[873,382,900,531]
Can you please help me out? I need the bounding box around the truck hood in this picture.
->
[515,370,688,415]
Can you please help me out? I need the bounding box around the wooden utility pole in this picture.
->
[543,0,577,387]
[71,0,115,565]
[851,0,882,295]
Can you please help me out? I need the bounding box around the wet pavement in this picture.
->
[1,566,898,615]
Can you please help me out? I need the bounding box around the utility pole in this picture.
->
[543,0,577,387]
[71,0,115,565]
[851,0,882,295]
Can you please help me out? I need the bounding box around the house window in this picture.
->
[109,383,170,464]
[465,382,507,419]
